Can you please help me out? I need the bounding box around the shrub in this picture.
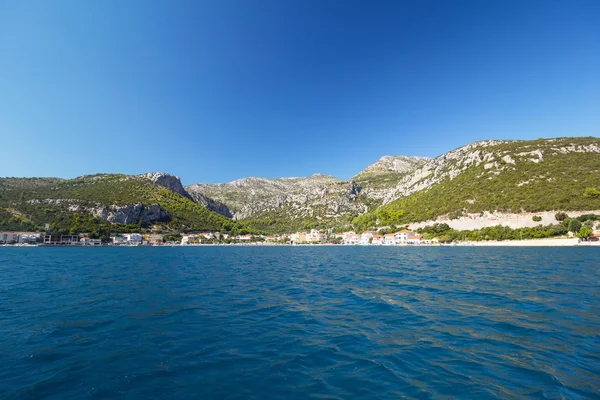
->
[555,212,568,221]
[577,226,593,239]
[532,215,542,222]
[568,219,582,233]
[583,187,600,198]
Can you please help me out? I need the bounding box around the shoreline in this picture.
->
[1,238,598,247]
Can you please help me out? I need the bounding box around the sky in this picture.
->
[1,0,599,184]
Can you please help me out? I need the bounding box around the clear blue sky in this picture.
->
[1,0,599,184]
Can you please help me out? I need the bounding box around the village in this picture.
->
[0,228,444,246]
[2,227,599,247]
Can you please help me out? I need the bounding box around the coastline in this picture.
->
[2,238,599,247]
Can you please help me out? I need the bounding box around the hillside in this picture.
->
[186,174,367,233]
[352,137,600,230]
[0,173,241,235]
[2,137,599,235]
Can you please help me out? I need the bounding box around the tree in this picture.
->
[577,226,593,240]
[555,212,568,221]
[532,215,542,222]
[568,219,582,233]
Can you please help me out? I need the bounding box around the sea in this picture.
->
[0,246,599,399]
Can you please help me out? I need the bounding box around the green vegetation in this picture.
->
[353,138,600,230]
[568,219,582,233]
[532,215,542,222]
[416,214,600,242]
[0,174,260,235]
[243,205,352,234]
[577,226,593,239]
[584,187,600,198]
[555,212,568,221]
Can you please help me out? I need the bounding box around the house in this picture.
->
[342,232,360,245]
[371,234,384,245]
[291,232,307,244]
[181,235,198,245]
[395,229,414,244]
[200,232,214,240]
[406,233,422,244]
[125,233,143,244]
[306,230,327,243]
[112,236,128,245]
[590,233,600,242]
[360,231,377,245]
[146,234,163,245]
[384,233,397,245]
[0,232,40,244]
[44,235,80,245]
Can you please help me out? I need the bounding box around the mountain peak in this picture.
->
[354,155,431,178]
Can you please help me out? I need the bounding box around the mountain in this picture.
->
[186,174,367,232]
[0,173,240,235]
[354,155,431,177]
[352,137,600,230]
[2,137,599,235]
[352,155,431,203]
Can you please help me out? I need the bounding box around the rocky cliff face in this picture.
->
[90,203,170,224]
[379,138,600,204]
[27,199,171,224]
[186,174,367,221]
[185,137,600,225]
[138,172,190,198]
[354,155,431,177]
[186,190,233,218]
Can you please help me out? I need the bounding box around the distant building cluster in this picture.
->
[337,229,437,245]
[4,227,598,247]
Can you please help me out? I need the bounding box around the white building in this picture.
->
[342,232,360,245]
[112,236,128,245]
[406,234,422,244]
[125,233,143,244]
[384,233,397,245]
[291,232,307,244]
[394,230,413,244]
[306,229,327,243]
[360,231,377,245]
[0,232,41,244]
[371,235,384,245]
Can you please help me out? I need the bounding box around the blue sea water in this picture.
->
[0,246,599,399]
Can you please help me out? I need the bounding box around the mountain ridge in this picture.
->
[2,136,600,234]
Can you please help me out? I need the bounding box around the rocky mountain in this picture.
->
[352,137,600,230]
[185,174,368,231]
[354,155,431,177]
[2,137,599,235]
[0,173,239,234]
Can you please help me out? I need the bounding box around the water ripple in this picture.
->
[0,246,599,399]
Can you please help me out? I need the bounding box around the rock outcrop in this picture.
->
[186,174,366,221]
[138,173,190,198]
[91,203,170,224]
[354,155,431,177]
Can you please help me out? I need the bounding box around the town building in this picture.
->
[290,232,307,244]
[371,234,384,245]
[384,233,397,245]
[43,235,80,245]
[306,229,327,243]
[0,232,41,244]
[406,233,423,244]
[360,231,377,245]
[125,233,143,244]
[342,232,360,245]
